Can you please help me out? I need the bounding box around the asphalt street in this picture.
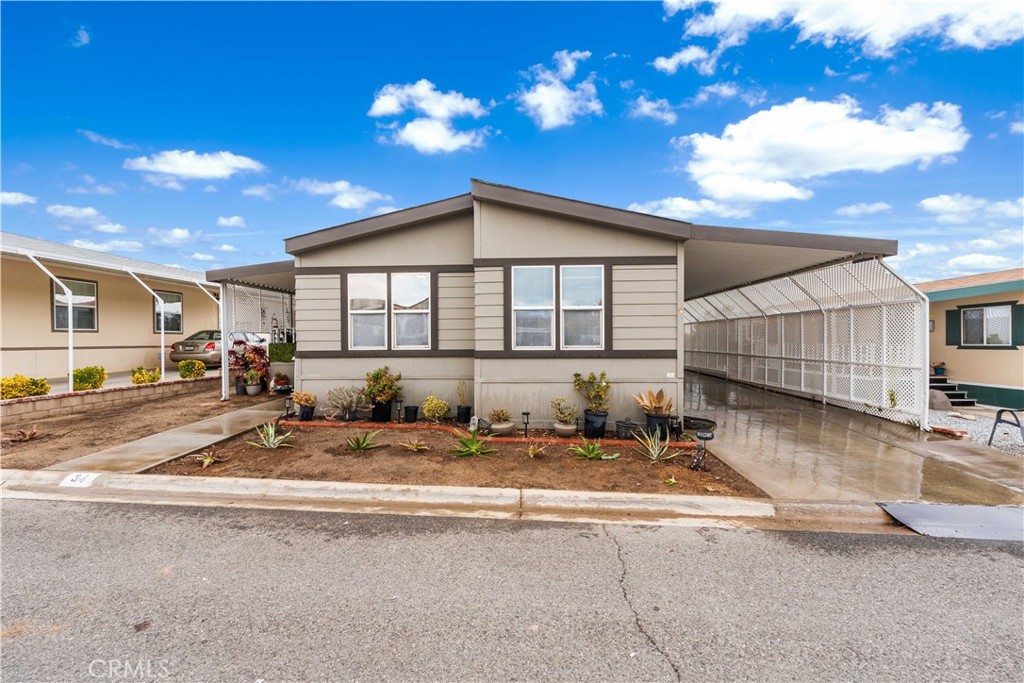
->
[1,499,1021,682]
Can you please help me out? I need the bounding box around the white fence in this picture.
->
[223,283,294,341]
[683,257,929,428]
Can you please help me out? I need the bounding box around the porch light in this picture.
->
[396,399,404,422]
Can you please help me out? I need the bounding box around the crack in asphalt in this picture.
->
[604,525,682,682]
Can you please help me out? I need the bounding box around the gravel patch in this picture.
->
[930,410,1024,457]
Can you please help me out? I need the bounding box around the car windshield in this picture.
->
[185,330,221,341]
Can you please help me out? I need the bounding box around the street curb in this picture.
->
[0,469,900,531]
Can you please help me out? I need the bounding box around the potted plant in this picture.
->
[365,366,403,423]
[326,386,368,421]
[931,361,947,377]
[455,379,472,423]
[243,368,262,396]
[229,341,270,395]
[272,372,292,395]
[550,398,578,437]
[292,391,317,421]
[573,371,611,438]
[422,396,450,423]
[488,407,515,436]
[631,388,674,440]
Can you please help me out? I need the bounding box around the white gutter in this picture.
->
[127,271,166,384]
[25,254,74,393]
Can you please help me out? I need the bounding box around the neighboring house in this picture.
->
[917,268,1024,409]
[0,232,219,382]
[234,179,909,426]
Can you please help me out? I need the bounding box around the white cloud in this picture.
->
[669,1,1023,74]
[653,45,716,76]
[919,193,1023,223]
[946,253,1015,271]
[216,215,246,228]
[292,178,390,210]
[518,50,603,130]
[71,27,90,48]
[67,174,116,195]
[77,129,131,149]
[70,239,142,253]
[124,150,266,186]
[369,79,489,154]
[46,204,100,220]
[189,253,216,261]
[691,81,767,107]
[203,185,218,193]
[679,96,970,202]
[627,196,752,220]
[1,191,37,205]
[147,227,197,247]
[371,205,400,216]
[214,244,239,252]
[242,184,275,199]
[1011,121,1024,135]
[628,96,678,125]
[836,202,892,217]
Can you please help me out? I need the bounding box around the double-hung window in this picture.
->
[961,305,1011,346]
[53,278,97,331]
[154,291,183,333]
[348,272,431,350]
[511,265,604,350]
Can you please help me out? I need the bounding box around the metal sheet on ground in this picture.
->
[879,502,1024,541]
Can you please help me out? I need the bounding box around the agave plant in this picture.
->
[1,426,39,443]
[632,428,679,463]
[398,437,430,452]
[346,430,384,451]
[568,438,619,461]
[246,421,294,449]
[194,447,229,469]
[519,440,548,459]
[631,388,674,415]
[449,429,496,457]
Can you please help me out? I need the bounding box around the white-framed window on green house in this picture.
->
[392,272,430,349]
[512,266,555,349]
[348,273,388,349]
[53,278,97,331]
[561,265,604,349]
[962,305,1012,346]
[154,291,183,334]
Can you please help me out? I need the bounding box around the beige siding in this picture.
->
[475,267,504,351]
[929,291,1023,388]
[294,274,341,352]
[613,265,678,351]
[437,272,474,350]
[296,214,473,268]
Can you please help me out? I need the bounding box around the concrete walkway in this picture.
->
[683,372,1023,505]
[45,398,286,473]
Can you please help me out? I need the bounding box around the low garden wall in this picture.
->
[1,376,219,423]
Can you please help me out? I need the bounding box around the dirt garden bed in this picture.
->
[148,421,766,498]
[0,388,278,470]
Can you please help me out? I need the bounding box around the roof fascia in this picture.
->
[688,223,898,256]
[924,280,1024,303]
[206,260,295,283]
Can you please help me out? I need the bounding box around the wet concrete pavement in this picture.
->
[683,372,1023,505]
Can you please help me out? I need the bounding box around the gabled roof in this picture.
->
[915,267,1024,292]
[0,231,212,286]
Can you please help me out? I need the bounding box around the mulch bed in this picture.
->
[148,420,766,498]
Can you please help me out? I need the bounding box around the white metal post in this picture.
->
[878,258,931,430]
[127,271,165,384]
[192,279,224,396]
[220,283,229,401]
[25,254,74,392]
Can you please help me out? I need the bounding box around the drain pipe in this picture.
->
[25,254,74,393]
[192,280,225,399]
[127,271,165,384]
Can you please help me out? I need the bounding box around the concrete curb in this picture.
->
[1,469,902,532]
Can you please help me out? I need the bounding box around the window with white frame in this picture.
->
[53,278,97,331]
[348,272,431,350]
[512,266,555,349]
[561,265,603,348]
[154,291,183,333]
[962,305,1011,346]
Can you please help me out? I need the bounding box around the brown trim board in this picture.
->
[296,350,474,359]
[475,256,675,267]
[297,264,474,275]
[475,350,677,360]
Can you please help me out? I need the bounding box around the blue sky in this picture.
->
[1,1,1022,283]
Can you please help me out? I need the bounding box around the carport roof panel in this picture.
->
[206,260,295,292]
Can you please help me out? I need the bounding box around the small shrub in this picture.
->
[632,428,680,463]
[550,398,577,424]
[398,438,430,452]
[244,368,261,385]
[346,430,383,451]
[456,379,469,406]
[364,366,403,404]
[488,407,511,423]
[325,386,368,418]
[450,429,496,458]
[291,391,317,407]
[178,360,206,379]
[422,395,451,422]
[572,371,611,413]
[268,342,296,363]
[1,375,50,400]
[246,421,294,449]
[73,366,107,391]
[130,366,161,385]
[568,438,619,461]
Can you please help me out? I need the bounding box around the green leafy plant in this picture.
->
[244,368,261,385]
[632,428,680,463]
[364,366,403,404]
[519,440,548,458]
[194,447,228,469]
[346,430,384,451]
[422,396,451,422]
[572,371,611,412]
[246,421,294,449]
[550,398,577,424]
[291,391,317,407]
[273,372,291,385]
[887,387,898,409]
[177,360,206,379]
[130,366,161,385]
[325,386,369,418]
[456,379,469,406]
[398,437,430,452]
[488,407,512,423]
[663,476,678,487]
[0,374,50,399]
[268,342,296,362]
[568,438,619,461]
[631,388,674,415]
[450,429,497,457]
[2,426,40,443]
[73,366,107,391]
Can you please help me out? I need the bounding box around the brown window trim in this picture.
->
[153,289,184,334]
[51,277,99,333]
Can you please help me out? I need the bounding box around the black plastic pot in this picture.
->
[646,413,671,440]
[298,405,315,421]
[235,378,245,396]
[404,405,419,423]
[615,418,640,440]
[456,405,472,423]
[583,410,608,438]
[371,400,393,423]
[343,410,358,422]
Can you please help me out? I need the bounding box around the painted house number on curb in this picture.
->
[60,472,100,487]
